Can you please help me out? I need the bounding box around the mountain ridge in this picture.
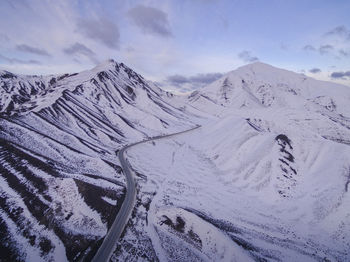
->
[1,60,350,261]
[0,59,196,261]
[188,61,350,118]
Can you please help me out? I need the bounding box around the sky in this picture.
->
[0,0,349,93]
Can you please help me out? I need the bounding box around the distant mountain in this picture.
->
[189,62,349,113]
[188,62,350,144]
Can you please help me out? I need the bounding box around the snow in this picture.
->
[0,175,68,262]
[116,62,350,261]
[153,207,254,261]
[48,178,107,236]
[0,59,198,261]
[2,60,350,261]
[190,62,350,118]
[125,114,350,260]
[101,196,117,206]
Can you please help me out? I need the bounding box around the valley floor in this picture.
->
[112,115,350,262]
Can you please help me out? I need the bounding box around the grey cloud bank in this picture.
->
[238,51,259,62]
[331,71,350,79]
[303,45,316,51]
[128,5,172,37]
[339,50,349,57]
[0,54,40,65]
[319,45,334,55]
[16,44,51,57]
[0,33,10,42]
[309,68,321,74]
[77,18,120,49]
[167,72,223,86]
[165,72,224,92]
[63,43,98,64]
[325,25,350,40]
[303,44,335,55]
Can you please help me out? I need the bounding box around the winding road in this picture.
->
[92,126,200,262]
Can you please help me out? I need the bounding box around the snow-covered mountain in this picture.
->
[189,62,350,144]
[0,59,196,261]
[116,63,350,261]
[189,62,350,114]
[1,60,350,261]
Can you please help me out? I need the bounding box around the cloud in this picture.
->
[63,42,98,64]
[217,13,229,29]
[304,44,335,55]
[5,0,31,10]
[125,46,135,53]
[325,25,350,40]
[330,71,350,79]
[280,43,288,50]
[309,68,321,74]
[128,5,172,37]
[77,18,120,49]
[0,33,9,42]
[339,49,350,57]
[0,54,41,65]
[165,72,223,92]
[190,73,224,84]
[16,44,51,57]
[63,43,95,56]
[238,51,259,62]
[303,45,316,51]
[319,44,334,55]
[167,74,189,86]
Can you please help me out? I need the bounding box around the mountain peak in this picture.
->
[90,59,140,79]
[0,70,17,79]
[190,60,350,116]
[236,61,282,73]
[247,61,269,66]
[91,58,119,72]
[224,62,308,84]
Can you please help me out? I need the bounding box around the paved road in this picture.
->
[92,126,200,262]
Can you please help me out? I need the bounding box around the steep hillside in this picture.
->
[189,62,350,113]
[125,115,350,261]
[0,60,195,261]
[188,62,350,144]
[110,63,350,261]
[1,60,349,261]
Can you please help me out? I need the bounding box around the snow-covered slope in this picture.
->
[0,59,196,261]
[125,114,350,261]
[1,60,350,261]
[189,62,350,144]
[109,63,350,261]
[189,62,350,115]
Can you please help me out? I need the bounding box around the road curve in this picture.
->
[92,126,200,262]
